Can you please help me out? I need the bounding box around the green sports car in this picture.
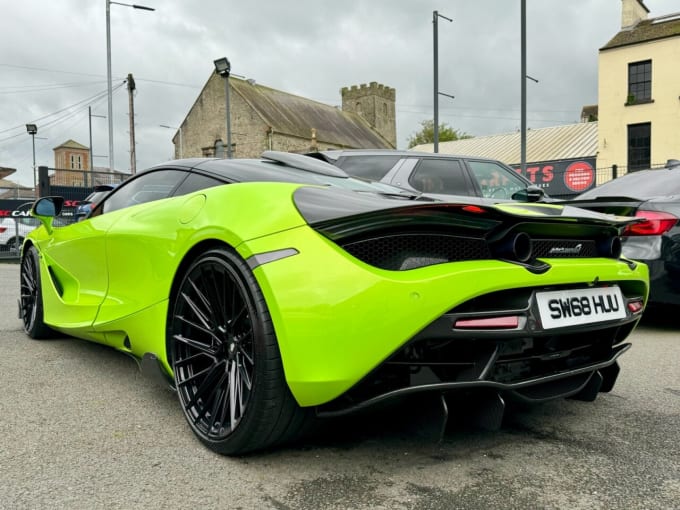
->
[20,151,649,455]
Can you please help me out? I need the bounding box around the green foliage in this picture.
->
[407,120,472,149]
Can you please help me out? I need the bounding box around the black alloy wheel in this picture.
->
[169,247,311,455]
[20,246,54,339]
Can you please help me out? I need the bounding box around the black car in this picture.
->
[306,150,546,203]
[569,159,680,306]
[74,184,117,220]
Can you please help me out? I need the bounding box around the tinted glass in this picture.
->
[101,169,187,214]
[578,169,680,199]
[467,160,527,199]
[409,158,471,195]
[173,173,224,196]
[336,155,401,180]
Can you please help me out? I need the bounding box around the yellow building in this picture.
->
[598,0,680,172]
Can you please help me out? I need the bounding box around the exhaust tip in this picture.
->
[598,236,622,258]
[494,232,532,262]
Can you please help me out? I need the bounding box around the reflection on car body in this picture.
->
[19,151,649,455]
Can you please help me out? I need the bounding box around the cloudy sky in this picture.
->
[1,0,678,186]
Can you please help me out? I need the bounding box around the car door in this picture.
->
[90,168,190,326]
[465,159,529,200]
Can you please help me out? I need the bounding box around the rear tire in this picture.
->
[169,247,313,455]
[20,246,55,339]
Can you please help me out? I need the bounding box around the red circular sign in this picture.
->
[564,161,595,192]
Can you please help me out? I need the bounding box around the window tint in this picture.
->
[467,160,527,199]
[173,173,224,196]
[336,155,401,180]
[101,169,187,214]
[409,158,471,195]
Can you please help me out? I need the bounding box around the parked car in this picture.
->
[20,151,648,455]
[568,159,680,306]
[75,184,117,220]
[0,216,40,251]
[306,149,547,202]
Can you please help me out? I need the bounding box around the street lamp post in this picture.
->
[433,10,452,153]
[160,124,183,159]
[26,124,37,194]
[214,57,233,159]
[106,0,154,173]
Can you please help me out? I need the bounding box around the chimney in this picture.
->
[621,0,649,29]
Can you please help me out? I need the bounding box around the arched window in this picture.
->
[214,140,224,158]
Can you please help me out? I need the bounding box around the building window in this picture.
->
[214,140,224,158]
[628,60,651,103]
[627,123,651,171]
[70,154,83,170]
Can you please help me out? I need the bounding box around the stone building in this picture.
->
[169,75,396,159]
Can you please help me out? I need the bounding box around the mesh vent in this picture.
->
[342,234,491,270]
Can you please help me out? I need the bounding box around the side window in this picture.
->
[409,158,471,195]
[467,160,526,199]
[173,173,224,196]
[336,155,401,181]
[99,169,187,215]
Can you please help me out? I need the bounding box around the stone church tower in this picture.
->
[341,82,396,148]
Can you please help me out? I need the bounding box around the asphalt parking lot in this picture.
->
[0,261,678,509]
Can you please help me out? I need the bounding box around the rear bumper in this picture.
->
[317,344,629,417]
[316,282,644,415]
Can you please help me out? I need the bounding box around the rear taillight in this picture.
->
[454,316,520,329]
[623,211,678,236]
[0,227,5,233]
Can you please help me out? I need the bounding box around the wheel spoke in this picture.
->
[228,360,238,427]
[176,314,221,346]
[238,354,253,391]
[173,334,217,356]
[202,263,227,329]
[180,287,212,331]
[185,360,224,412]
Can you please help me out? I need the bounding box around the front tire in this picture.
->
[20,246,55,339]
[169,247,312,455]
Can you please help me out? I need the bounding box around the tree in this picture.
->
[407,120,472,149]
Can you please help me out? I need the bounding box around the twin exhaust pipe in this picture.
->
[493,232,622,263]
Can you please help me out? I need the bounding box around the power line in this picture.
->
[0,83,125,144]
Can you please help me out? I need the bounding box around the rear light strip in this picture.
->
[623,211,678,236]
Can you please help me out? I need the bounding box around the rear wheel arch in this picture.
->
[166,243,313,454]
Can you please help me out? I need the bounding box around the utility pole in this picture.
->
[127,73,136,174]
[433,10,452,153]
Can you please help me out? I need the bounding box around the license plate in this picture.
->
[536,286,626,329]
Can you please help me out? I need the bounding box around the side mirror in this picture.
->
[512,185,545,203]
[31,196,64,234]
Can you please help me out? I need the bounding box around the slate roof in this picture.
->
[412,122,598,165]
[53,139,89,151]
[230,79,392,149]
[601,12,680,50]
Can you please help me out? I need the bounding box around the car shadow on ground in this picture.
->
[639,304,679,330]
